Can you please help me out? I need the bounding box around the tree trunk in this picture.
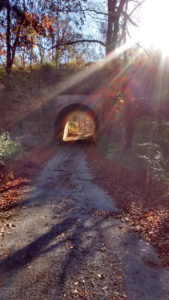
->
[111,16,120,51]
[30,37,33,69]
[124,120,135,151]
[55,49,61,69]
[106,0,116,55]
[106,0,126,55]
[39,43,44,64]
[6,0,12,76]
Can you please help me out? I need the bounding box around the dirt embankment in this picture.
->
[0,143,58,212]
[86,145,169,268]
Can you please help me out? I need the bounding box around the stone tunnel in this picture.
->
[8,94,103,148]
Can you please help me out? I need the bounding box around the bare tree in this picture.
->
[88,0,145,54]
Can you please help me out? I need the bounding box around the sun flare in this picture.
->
[132,0,169,55]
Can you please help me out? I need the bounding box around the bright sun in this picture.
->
[132,0,169,55]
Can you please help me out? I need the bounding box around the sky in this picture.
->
[131,0,169,54]
[84,0,169,58]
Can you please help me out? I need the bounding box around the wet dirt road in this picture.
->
[0,144,169,300]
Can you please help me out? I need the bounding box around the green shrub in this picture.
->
[136,142,165,183]
[0,66,5,81]
[0,132,22,165]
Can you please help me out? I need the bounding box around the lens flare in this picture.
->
[132,0,169,56]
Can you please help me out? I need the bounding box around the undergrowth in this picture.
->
[98,117,169,200]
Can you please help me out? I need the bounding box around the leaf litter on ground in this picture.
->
[86,146,169,268]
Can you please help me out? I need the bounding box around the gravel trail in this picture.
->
[0,144,169,300]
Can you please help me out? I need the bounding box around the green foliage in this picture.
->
[136,143,165,183]
[66,57,86,70]
[68,121,78,131]
[106,147,118,161]
[0,133,22,165]
[130,118,167,185]
[98,115,169,192]
[0,66,5,81]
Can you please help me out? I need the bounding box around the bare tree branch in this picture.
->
[50,39,106,50]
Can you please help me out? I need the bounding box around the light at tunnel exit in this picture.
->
[62,111,96,142]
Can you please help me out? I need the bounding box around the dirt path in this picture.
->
[0,144,169,300]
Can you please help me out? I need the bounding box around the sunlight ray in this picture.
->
[6,41,138,131]
[98,53,141,129]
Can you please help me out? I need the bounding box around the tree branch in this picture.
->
[59,8,109,16]
[122,11,138,27]
[50,39,106,50]
[129,0,146,17]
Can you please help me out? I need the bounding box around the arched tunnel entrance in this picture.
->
[55,103,99,143]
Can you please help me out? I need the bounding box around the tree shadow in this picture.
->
[0,209,103,295]
[0,206,169,299]
[0,216,76,273]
